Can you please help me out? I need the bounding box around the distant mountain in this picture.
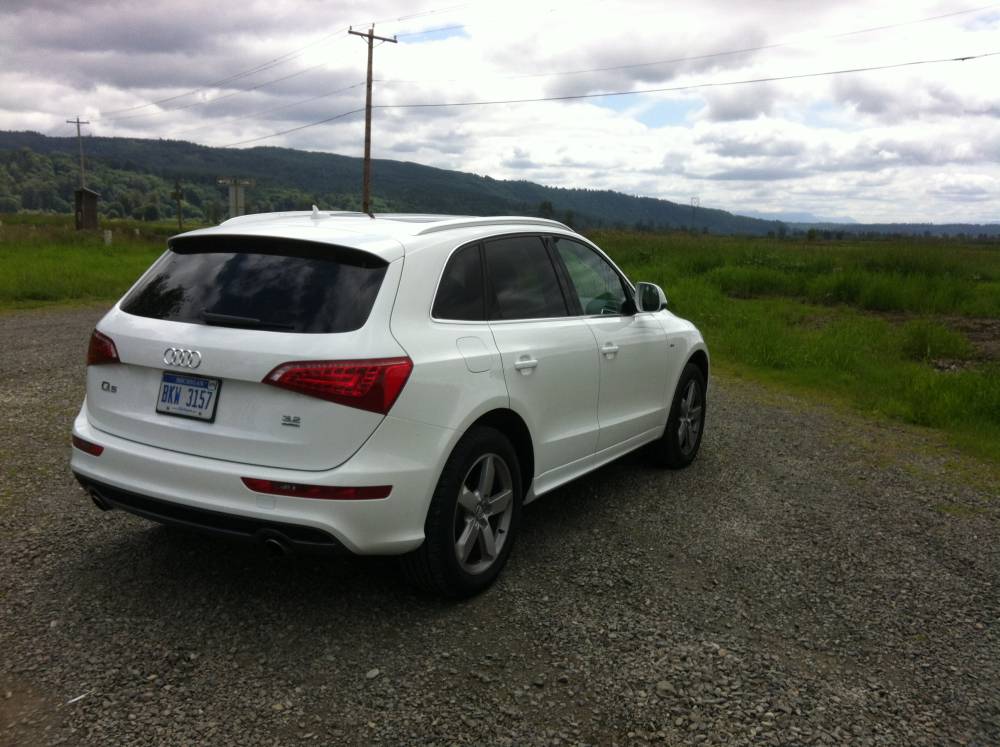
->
[1,130,997,237]
[0,130,780,235]
[737,209,858,224]
[786,222,1000,238]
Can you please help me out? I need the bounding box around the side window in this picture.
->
[433,243,485,320]
[484,236,568,320]
[552,237,629,316]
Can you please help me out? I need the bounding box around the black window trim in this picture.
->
[429,231,635,325]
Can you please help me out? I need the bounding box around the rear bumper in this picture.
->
[70,400,455,555]
[77,475,348,554]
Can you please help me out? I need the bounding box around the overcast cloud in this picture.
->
[2,0,999,222]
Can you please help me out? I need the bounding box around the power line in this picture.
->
[98,59,340,123]
[383,2,474,24]
[220,107,366,148]
[98,20,476,125]
[376,51,1000,109]
[396,23,467,39]
[170,82,365,138]
[830,1,1000,37]
[215,50,1000,147]
[377,2,1000,84]
[99,34,349,117]
[98,1,476,118]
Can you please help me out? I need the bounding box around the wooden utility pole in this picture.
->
[170,180,184,231]
[66,116,90,188]
[348,25,396,215]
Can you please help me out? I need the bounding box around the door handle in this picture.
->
[601,343,620,359]
[514,357,538,374]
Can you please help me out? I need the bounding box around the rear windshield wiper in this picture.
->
[201,311,295,331]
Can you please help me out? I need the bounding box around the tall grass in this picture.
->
[596,231,1000,463]
[596,230,1000,318]
[0,222,162,308]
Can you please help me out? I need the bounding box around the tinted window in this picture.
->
[552,237,629,315]
[484,236,567,320]
[121,236,387,334]
[433,243,485,320]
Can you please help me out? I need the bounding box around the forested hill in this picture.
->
[1,130,997,237]
[0,130,777,233]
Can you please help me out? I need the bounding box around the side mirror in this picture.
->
[635,282,668,312]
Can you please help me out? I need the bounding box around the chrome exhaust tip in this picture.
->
[90,490,111,511]
[262,536,290,557]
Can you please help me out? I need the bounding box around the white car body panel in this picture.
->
[72,404,448,554]
[586,312,671,452]
[489,317,600,475]
[71,212,709,555]
[85,260,406,471]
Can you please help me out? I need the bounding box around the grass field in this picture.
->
[0,214,169,309]
[2,215,998,463]
[594,230,1000,463]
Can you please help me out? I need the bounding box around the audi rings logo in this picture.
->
[163,348,202,369]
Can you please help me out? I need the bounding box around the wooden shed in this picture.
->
[74,187,99,230]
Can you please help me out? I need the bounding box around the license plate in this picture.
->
[155,372,221,422]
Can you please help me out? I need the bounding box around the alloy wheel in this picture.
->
[677,379,703,456]
[453,453,514,575]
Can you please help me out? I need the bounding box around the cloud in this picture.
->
[927,175,997,201]
[699,84,779,122]
[537,26,772,99]
[502,147,537,169]
[2,0,1000,223]
[833,77,1000,120]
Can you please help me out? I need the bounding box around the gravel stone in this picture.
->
[1,306,998,746]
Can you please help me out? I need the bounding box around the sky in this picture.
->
[2,0,999,223]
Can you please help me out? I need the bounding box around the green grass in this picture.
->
[0,219,165,308]
[602,230,1000,317]
[593,230,1000,464]
[2,216,999,464]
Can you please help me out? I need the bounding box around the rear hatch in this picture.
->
[85,234,407,471]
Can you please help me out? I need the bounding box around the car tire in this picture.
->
[401,426,522,598]
[652,362,707,469]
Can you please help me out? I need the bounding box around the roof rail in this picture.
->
[414,216,570,236]
[220,210,369,226]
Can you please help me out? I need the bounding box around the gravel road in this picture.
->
[1,306,998,746]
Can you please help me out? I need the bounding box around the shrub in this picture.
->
[899,320,974,361]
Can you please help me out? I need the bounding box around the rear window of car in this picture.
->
[120,236,388,334]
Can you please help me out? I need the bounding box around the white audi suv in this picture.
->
[71,212,709,597]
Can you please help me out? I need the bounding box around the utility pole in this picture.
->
[216,177,255,218]
[66,116,90,188]
[690,196,700,232]
[170,180,184,231]
[348,25,397,215]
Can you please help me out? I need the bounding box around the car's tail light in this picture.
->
[262,357,413,414]
[72,435,104,456]
[87,329,119,366]
[241,478,391,500]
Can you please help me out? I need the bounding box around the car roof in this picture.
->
[172,212,574,262]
